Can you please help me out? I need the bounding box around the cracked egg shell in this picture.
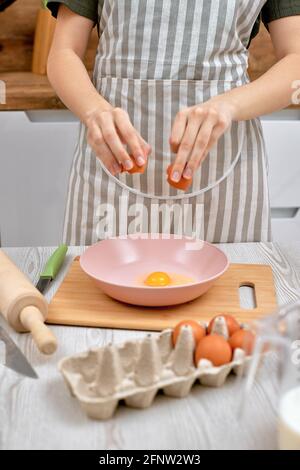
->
[166,165,192,191]
[121,156,147,174]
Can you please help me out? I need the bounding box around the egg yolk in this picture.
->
[144,272,171,287]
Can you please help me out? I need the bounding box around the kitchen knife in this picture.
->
[0,325,38,378]
[36,244,68,294]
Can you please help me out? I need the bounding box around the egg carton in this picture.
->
[59,324,254,420]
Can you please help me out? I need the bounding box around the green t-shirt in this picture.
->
[47,0,300,46]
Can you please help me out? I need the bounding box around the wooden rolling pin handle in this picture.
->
[20,306,57,355]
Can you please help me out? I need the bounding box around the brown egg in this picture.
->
[166,165,193,191]
[195,334,232,367]
[229,329,255,355]
[172,320,206,346]
[207,314,240,337]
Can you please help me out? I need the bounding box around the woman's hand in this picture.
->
[169,99,236,182]
[86,106,151,175]
[48,6,151,176]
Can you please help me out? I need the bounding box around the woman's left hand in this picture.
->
[169,99,236,182]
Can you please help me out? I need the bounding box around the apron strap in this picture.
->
[98,125,246,201]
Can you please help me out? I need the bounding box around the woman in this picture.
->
[47,0,300,245]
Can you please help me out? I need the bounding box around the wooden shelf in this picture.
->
[0,0,97,110]
[0,71,65,110]
[1,69,299,112]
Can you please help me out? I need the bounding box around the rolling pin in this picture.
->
[0,250,57,355]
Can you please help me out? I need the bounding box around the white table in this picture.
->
[1,243,300,450]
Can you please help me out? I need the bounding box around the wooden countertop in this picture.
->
[1,242,300,449]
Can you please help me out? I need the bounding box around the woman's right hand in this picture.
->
[85,106,151,175]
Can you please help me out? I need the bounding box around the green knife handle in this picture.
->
[40,244,68,279]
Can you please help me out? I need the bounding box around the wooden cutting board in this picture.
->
[47,257,277,331]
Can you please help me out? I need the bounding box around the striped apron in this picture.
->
[63,0,272,245]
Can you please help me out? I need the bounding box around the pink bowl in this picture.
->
[80,235,229,307]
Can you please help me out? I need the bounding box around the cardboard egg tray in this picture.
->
[59,324,253,420]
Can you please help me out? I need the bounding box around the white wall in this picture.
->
[0,109,299,246]
[0,111,78,246]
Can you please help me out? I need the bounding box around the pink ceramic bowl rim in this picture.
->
[80,235,230,290]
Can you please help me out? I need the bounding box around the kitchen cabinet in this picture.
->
[0,110,299,246]
[261,110,300,242]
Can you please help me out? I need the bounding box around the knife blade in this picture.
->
[36,244,68,294]
[0,326,38,378]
